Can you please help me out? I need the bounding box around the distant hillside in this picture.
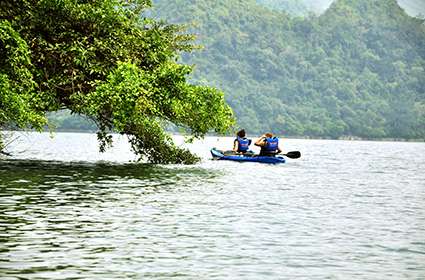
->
[255,0,309,16]
[48,110,97,132]
[255,0,425,17]
[152,0,425,139]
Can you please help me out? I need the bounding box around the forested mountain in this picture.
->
[47,110,97,132]
[255,0,331,15]
[255,0,425,17]
[151,0,424,139]
[255,0,309,16]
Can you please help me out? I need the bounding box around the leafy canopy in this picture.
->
[0,0,234,163]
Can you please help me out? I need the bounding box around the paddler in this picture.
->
[255,132,282,156]
[233,129,252,154]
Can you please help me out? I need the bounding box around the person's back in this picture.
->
[255,133,282,156]
[233,129,252,154]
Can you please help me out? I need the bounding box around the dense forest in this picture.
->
[147,0,424,139]
[255,0,309,16]
[255,0,331,15]
[43,0,425,139]
[256,0,425,17]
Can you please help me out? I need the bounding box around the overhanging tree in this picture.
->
[0,0,234,163]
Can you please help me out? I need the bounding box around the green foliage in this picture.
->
[153,0,425,140]
[255,0,308,16]
[0,20,47,130]
[256,0,425,18]
[0,0,234,162]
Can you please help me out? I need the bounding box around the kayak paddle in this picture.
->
[279,151,301,159]
[222,149,301,159]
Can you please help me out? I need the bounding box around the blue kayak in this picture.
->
[211,148,286,164]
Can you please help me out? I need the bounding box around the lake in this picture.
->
[1,132,424,279]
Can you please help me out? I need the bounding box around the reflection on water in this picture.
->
[0,158,217,186]
[1,133,425,279]
[1,159,221,279]
[0,159,218,209]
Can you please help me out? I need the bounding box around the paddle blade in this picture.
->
[284,151,301,159]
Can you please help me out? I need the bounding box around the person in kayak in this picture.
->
[255,133,282,156]
[233,129,252,154]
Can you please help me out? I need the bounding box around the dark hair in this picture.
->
[265,132,273,138]
[237,129,246,138]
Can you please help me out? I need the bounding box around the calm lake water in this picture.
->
[1,132,424,279]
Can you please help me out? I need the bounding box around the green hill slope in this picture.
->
[255,0,309,16]
[255,0,425,17]
[152,0,424,139]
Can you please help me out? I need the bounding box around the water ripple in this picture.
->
[0,134,424,279]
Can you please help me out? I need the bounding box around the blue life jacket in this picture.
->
[236,137,250,152]
[263,137,279,152]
